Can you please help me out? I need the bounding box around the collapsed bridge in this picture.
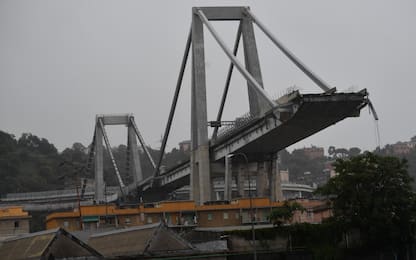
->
[1,7,375,210]
[87,7,373,205]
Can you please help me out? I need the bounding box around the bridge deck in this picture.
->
[211,90,367,158]
[152,90,368,195]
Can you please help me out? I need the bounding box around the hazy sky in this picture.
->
[1,0,415,153]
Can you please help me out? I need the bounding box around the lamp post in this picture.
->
[228,153,257,260]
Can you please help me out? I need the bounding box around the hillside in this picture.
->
[1,130,415,196]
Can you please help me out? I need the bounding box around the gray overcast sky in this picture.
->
[1,0,415,153]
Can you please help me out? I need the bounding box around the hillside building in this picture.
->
[300,146,325,160]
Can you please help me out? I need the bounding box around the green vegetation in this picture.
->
[0,131,62,194]
[226,222,344,259]
[1,129,415,196]
[279,148,327,185]
[0,130,190,196]
[317,152,416,256]
[269,201,304,227]
[229,152,416,258]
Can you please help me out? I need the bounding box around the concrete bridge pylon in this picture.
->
[187,7,334,205]
[87,114,156,203]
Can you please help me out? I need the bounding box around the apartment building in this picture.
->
[0,206,31,240]
[46,198,331,231]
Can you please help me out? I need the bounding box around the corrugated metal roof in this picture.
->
[89,222,160,238]
[0,228,102,260]
[88,222,195,258]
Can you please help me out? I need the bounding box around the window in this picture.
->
[63,221,69,228]
[125,217,131,224]
[147,217,153,223]
[235,213,240,219]
[207,213,213,221]
[14,221,19,228]
[223,212,229,220]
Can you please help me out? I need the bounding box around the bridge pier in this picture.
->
[224,156,232,201]
[128,125,143,186]
[241,15,269,117]
[94,123,105,203]
[256,161,268,197]
[189,7,278,205]
[237,165,245,198]
[222,156,283,201]
[190,11,212,205]
[90,114,154,204]
[270,154,284,202]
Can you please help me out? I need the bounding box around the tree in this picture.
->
[0,131,17,153]
[348,147,361,157]
[406,148,416,189]
[317,152,416,250]
[280,148,326,185]
[0,132,63,195]
[18,133,57,155]
[61,143,87,162]
[269,201,304,227]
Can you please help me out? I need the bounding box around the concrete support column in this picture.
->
[271,153,284,202]
[242,17,268,117]
[224,156,232,201]
[190,12,211,205]
[198,146,211,203]
[190,151,199,203]
[94,124,104,202]
[256,161,268,197]
[128,125,143,185]
[237,164,246,197]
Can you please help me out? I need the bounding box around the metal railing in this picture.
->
[215,112,256,140]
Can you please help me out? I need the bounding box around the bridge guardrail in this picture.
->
[216,112,255,140]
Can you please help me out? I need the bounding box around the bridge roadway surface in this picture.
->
[0,183,314,211]
[0,188,119,211]
[132,90,368,199]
